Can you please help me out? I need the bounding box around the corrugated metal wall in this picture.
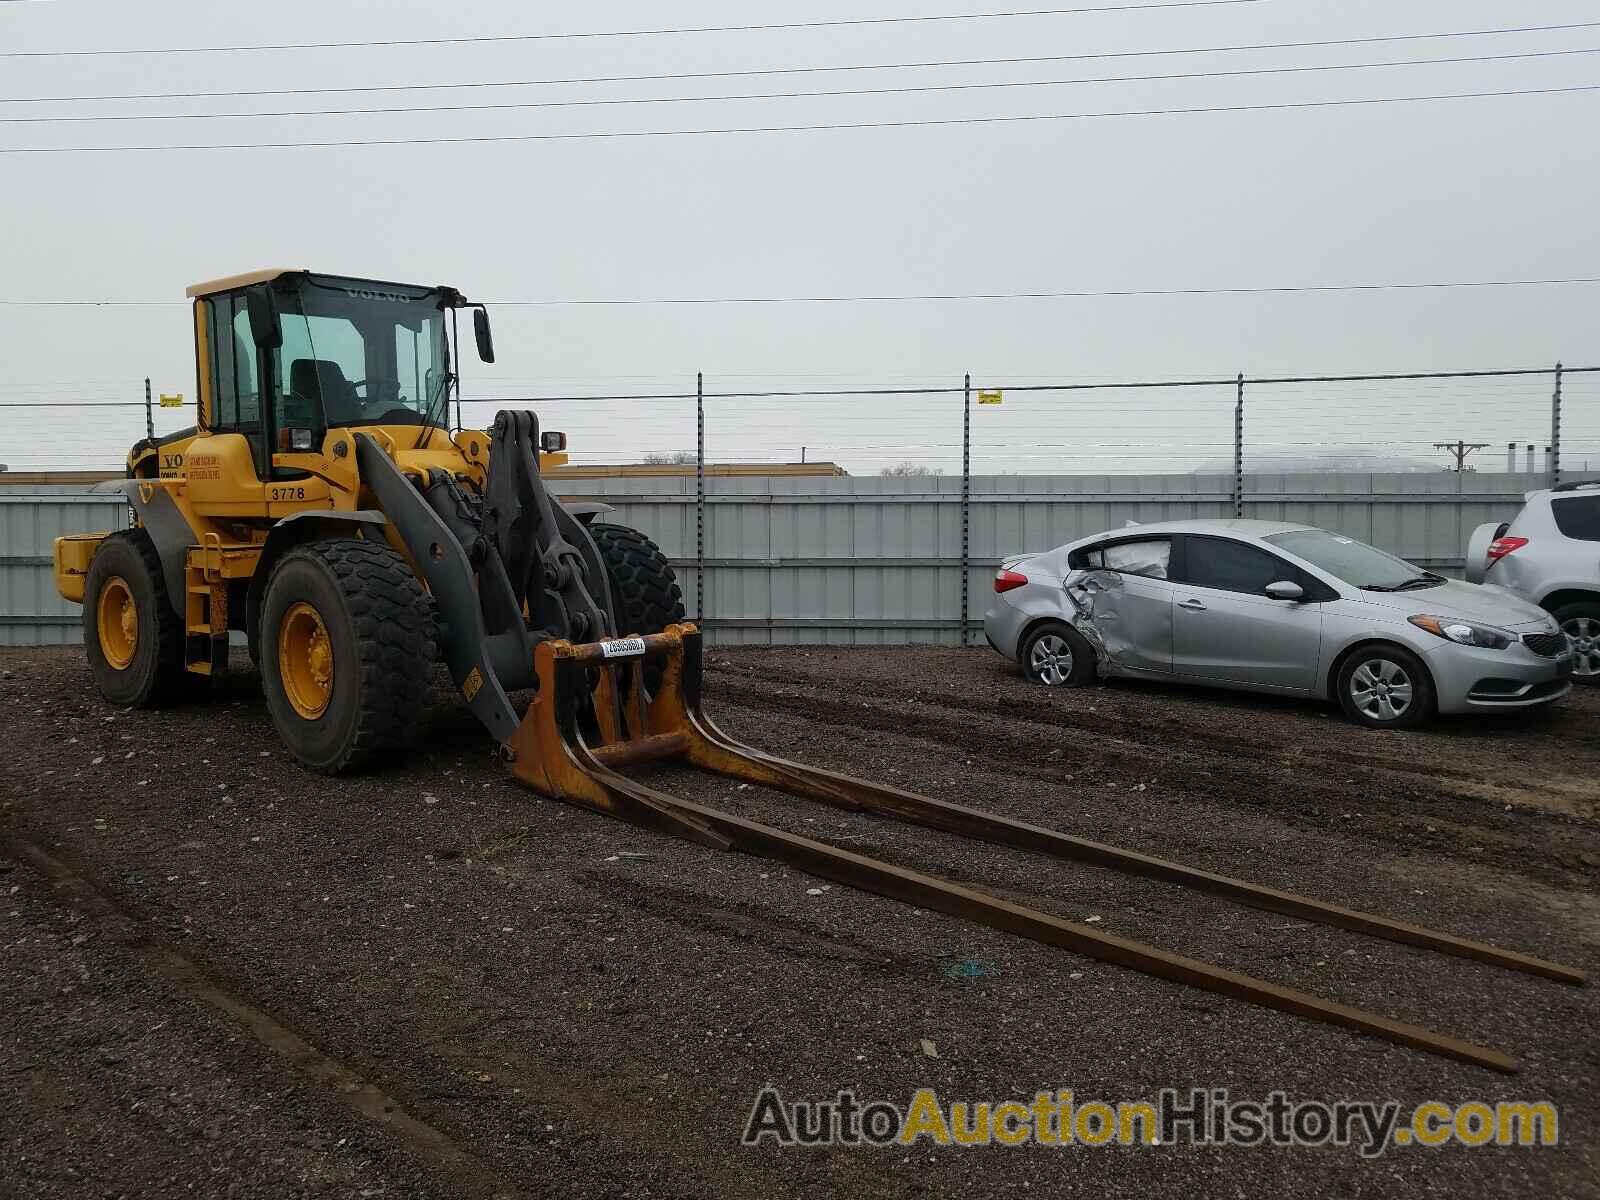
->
[0,473,1539,647]
[555,471,1542,645]
[0,494,128,645]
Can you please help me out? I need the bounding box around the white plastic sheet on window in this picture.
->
[1102,539,1170,580]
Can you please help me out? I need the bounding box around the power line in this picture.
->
[0,1,1266,58]
[4,276,1599,308]
[5,21,1594,105]
[9,47,1595,125]
[4,82,1594,154]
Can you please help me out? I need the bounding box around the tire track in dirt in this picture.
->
[0,832,525,1200]
[705,668,1599,888]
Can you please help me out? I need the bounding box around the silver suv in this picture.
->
[1467,481,1600,682]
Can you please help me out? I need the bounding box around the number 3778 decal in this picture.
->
[270,486,308,501]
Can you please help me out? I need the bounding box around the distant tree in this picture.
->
[880,462,944,477]
[641,451,698,465]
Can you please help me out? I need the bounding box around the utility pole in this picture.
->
[1433,440,1489,472]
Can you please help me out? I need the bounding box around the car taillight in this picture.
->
[1486,536,1528,565]
[994,569,1028,593]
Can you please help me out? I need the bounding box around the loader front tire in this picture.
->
[589,522,686,636]
[260,538,434,774]
[83,528,190,707]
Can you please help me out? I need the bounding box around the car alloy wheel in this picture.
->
[1348,658,1413,723]
[1029,632,1074,686]
[1562,615,1600,678]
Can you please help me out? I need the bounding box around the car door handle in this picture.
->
[1178,598,1207,611]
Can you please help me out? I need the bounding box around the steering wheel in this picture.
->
[351,378,404,408]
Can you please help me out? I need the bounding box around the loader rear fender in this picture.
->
[89,478,197,617]
[245,510,389,666]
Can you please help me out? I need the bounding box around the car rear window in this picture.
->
[1551,495,1600,542]
[1079,538,1171,579]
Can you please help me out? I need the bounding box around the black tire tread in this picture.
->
[84,527,190,706]
[588,522,686,636]
[269,538,435,773]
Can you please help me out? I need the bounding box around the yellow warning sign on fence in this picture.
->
[159,393,184,408]
[977,389,1003,405]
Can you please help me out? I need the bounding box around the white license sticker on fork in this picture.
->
[599,636,647,659]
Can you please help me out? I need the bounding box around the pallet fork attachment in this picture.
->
[499,624,1582,1075]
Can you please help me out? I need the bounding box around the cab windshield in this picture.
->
[273,273,452,431]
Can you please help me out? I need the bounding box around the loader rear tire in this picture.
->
[589,523,686,636]
[260,538,435,774]
[82,528,190,707]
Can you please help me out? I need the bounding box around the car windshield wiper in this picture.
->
[1394,574,1444,591]
[1358,573,1442,592]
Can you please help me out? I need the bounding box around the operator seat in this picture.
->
[289,358,361,425]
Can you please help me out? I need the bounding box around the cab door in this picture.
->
[187,293,266,517]
[1170,535,1324,691]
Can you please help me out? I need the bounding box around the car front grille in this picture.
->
[1523,632,1570,657]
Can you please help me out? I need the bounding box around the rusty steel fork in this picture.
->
[500,623,1585,1074]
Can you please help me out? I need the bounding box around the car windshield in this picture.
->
[1264,528,1440,591]
[274,273,452,431]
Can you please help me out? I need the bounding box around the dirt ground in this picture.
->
[2,642,1597,1199]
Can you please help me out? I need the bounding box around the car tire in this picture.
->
[1550,600,1600,685]
[1020,622,1095,687]
[1336,645,1435,730]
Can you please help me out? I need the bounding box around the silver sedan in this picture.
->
[983,519,1575,729]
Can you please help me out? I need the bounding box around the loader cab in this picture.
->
[188,269,471,481]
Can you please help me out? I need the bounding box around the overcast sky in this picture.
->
[1,0,1596,474]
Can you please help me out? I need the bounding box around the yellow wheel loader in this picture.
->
[52,269,1581,1072]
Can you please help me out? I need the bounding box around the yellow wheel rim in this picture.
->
[96,575,138,670]
[279,601,335,720]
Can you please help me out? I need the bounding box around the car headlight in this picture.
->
[1407,614,1513,650]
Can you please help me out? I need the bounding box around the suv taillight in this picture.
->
[994,569,1028,593]
[1487,535,1528,565]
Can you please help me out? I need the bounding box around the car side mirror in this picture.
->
[472,307,495,363]
[244,285,281,350]
[1264,580,1304,601]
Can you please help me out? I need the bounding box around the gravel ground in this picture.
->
[1,643,1597,1198]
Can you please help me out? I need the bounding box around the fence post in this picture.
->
[1550,362,1563,489]
[1232,372,1245,518]
[696,371,705,624]
[143,377,154,442]
[960,372,971,648]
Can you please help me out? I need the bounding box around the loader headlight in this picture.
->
[540,431,567,453]
[278,427,317,452]
[1408,614,1513,650]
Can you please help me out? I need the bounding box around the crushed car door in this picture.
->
[1074,537,1175,674]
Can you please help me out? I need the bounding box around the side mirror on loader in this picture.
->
[245,285,282,350]
[473,307,496,363]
